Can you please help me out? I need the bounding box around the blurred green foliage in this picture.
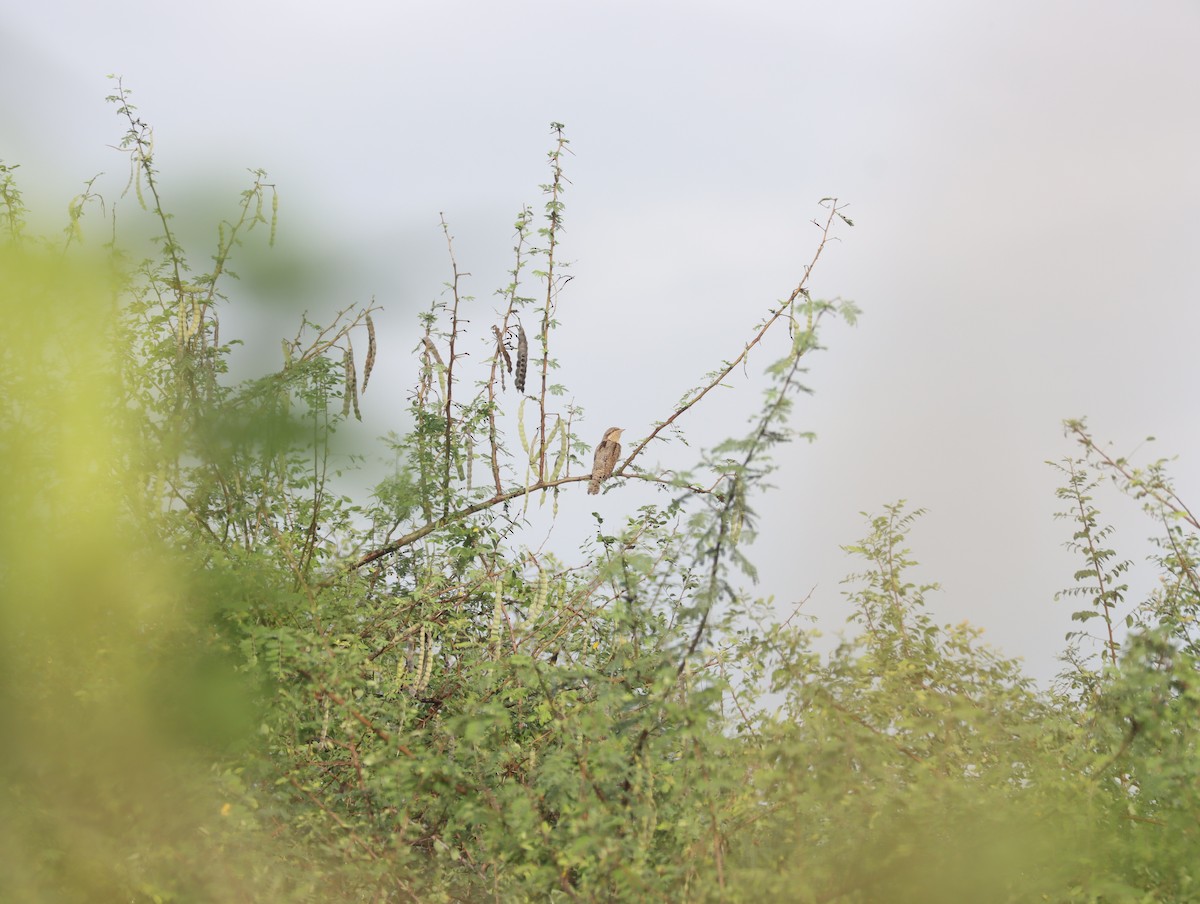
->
[2,92,1199,902]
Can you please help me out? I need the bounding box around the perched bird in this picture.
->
[588,427,624,495]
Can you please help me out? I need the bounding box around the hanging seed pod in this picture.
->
[489,580,504,642]
[493,325,512,374]
[182,301,203,342]
[515,324,528,393]
[528,428,542,466]
[465,433,474,491]
[412,627,427,692]
[528,565,549,622]
[415,627,434,692]
[361,312,377,393]
[517,397,530,453]
[343,346,359,418]
[269,188,279,247]
[549,418,569,482]
[420,652,433,691]
[422,336,445,367]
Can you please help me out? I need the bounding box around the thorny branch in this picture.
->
[439,214,467,519]
[485,206,534,495]
[615,198,845,480]
[538,125,569,484]
[351,473,595,571]
[348,199,849,571]
[1067,420,1200,531]
[630,268,837,764]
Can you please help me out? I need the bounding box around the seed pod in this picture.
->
[362,312,377,393]
[180,301,203,342]
[489,580,504,642]
[549,419,569,482]
[343,346,358,418]
[412,627,428,692]
[493,325,512,374]
[515,324,528,393]
[269,189,279,247]
[529,428,542,466]
[415,627,434,692]
[517,397,530,453]
[528,565,548,622]
[422,336,445,367]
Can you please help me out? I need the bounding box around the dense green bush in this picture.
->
[2,83,1198,902]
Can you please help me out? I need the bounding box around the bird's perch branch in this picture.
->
[350,474,592,571]
[614,199,844,478]
[346,199,846,572]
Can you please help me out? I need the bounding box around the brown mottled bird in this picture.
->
[588,427,624,495]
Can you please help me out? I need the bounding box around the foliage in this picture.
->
[3,83,1200,902]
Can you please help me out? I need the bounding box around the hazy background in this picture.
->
[4,0,1198,681]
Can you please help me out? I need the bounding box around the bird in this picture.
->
[588,427,624,495]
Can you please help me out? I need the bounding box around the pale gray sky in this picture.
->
[5,1,1199,680]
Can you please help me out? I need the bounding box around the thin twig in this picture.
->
[616,200,843,478]
[439,214,467,519]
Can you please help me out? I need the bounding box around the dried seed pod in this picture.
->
[343,345,360,420]
[493,324,512,374]
[395,645,407,683]
[422,336,445,367]
[413,627,428,692]
[515,324,528,393]
[362,312,377,393]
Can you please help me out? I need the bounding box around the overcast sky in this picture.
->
[5,1,1199,681]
